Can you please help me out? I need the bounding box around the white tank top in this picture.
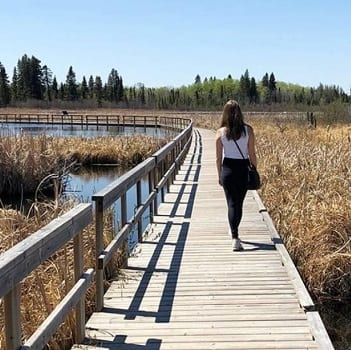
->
[220,125,249,159]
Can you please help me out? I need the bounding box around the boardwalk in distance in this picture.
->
[73,128,332,350]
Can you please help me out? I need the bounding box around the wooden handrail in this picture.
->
[0,115,192,349]
[92,119,192,310]
[0,203,92,350]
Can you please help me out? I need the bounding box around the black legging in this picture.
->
[221,158,249,239]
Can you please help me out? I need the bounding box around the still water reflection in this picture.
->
[64,167,154,251]
[1,123,171,251]
[1,122,172,138]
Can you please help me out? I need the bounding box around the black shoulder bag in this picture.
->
[233,139,261,190]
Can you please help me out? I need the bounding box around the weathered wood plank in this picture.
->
[72,128,333,350]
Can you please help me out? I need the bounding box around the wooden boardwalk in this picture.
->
[73,128,332,350]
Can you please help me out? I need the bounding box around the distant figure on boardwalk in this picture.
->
[62,110,69,117]
[216,100,257,251]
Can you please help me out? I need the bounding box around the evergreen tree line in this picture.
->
[0,54,124,107]
[0,54,349,110]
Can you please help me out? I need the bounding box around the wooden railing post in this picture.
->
[153,166,158,216]
[73,231,85,343]
[121,193,128,267]
[136,180,142,242]
[166,154,171,192]
[161,160,165,202]
[4,285,22,350]
[148,171,154,223]
[95,198,104,311]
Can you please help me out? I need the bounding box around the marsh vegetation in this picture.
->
[194,111,351,349]
[0,110,350,349]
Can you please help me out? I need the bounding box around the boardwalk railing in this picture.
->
[92,122,193,311]
[0,113,189,130]
[0,116,192,350]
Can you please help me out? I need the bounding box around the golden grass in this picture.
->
[67,135,167,166]
[194,113,351,349]
[0,201,124,350]
[0,133,167,197]
[254,121,351,348]
[1,110,350,348]
[0,126,167,349]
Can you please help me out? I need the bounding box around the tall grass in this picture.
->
[0,201,123,349]
[195,113,351,349]
[255,121,351,349]
[0,133,167,197]
[0,131,168,349]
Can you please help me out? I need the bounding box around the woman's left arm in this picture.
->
[248,125,257,167]
[215,129,223,186]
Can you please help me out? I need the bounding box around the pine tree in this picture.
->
[52,77,58,99]
[65,66,78,100]
[249,77,258,104]
[17,55,30,100]
[194,74,201,84]
[80,76,88,99]
[42,65,52,102]
[106,68,120,103]
[239,69,250,104]
[58,83,65,100]
[29,56,43,99]
[11,67,18,102]
[88,75,94,99]
[262,73,269,88]
[94,76,103,106]
[0,62,11,106]
[268,73,277,103]
[118,76,124,102]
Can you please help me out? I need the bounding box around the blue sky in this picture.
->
[1,0,350,91]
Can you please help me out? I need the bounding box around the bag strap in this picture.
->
[233,139,245,160]
[233,139,254,168]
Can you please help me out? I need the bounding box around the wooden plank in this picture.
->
[252,191,316,312]
[306,311,335,350]
[73,128,332,350]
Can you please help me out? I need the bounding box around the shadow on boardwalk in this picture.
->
[82,131,202,348]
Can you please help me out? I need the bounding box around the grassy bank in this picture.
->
[0,201,125,349]
[195,113,351,349]
[1,111,350,349]
[0,133,168,197]
[0,131,168,349]
[256,121,351,349]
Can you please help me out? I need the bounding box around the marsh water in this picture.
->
[2,122,173,250]
[1,122,170,138]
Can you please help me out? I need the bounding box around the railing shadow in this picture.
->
[83,335,162,349]
[240,240,276,251]
[101,129,202,326]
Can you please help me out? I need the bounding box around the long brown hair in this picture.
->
[220,100,246,140]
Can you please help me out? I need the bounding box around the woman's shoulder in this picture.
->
[244,123,254,133]
[216,127,226,135]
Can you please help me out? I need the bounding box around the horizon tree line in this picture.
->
[0,54,349,110]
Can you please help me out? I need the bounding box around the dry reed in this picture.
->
[255,121,351,349]
[0,130,167,349]
[0,200,126,349]
[195,113,351,349]
[0,133,167,197]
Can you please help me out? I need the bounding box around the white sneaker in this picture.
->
[232,238,243,251]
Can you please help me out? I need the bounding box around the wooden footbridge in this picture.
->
[0,116,334,350]
[72,128,333,350]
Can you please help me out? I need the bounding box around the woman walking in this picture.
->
[216,100,257,251]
